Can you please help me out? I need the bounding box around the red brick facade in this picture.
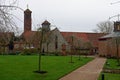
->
[99,38,120,57]
[99,21,120,58]
[24,9,32,32]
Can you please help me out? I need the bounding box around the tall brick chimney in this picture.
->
[24,8,32,32]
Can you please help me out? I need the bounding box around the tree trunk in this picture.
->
[116,38,120,65]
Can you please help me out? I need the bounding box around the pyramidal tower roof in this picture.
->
[42,20,51,25]
[24,5,32,13]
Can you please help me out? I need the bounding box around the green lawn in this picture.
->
[104,59,120,69]
[98,73,120,80]
[98,59,120,80]
[0,55,93,80]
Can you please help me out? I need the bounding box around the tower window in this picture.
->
[117,25,120,30]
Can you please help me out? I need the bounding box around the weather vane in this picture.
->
[27,4,29,9]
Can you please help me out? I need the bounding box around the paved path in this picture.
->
[59,57,106,80]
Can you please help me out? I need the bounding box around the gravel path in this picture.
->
[59,57,106,80]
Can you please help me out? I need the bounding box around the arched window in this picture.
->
[55,35,58,50]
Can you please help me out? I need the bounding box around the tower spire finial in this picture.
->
[27,4,29,9]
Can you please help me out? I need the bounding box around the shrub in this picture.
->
[20,48,38,55]
[53,52,61,56]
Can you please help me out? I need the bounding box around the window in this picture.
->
[55,35,58,50]
[117,25,120,30]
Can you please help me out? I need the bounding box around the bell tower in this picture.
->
[24,7,32,32]
[41,20,51,32]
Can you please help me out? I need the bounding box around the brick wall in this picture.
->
[99,38,120,57]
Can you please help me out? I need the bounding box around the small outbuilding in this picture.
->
[99,21,120,58]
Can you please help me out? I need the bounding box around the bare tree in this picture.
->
[0,0,18,54]
[0,0,18,33]
[68,35,77,63]
[93,21,113,33]
[35,27,48,73]
[0,32,14,54]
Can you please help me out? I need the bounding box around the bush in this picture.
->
[53,52,61,56]
[41,53,46,56]
[43,52,61,56]
[20,48,38,55]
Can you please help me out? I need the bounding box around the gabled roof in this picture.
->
[21,30,50,43]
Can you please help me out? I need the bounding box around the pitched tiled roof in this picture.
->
[21,30,106,48]
[61,32,106,47]
[22,31,37,42]
[61,32,88,41]
[22,30,50,42]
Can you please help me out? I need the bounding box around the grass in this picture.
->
[98,73,120,80]
[0,55,93,80]
[98,59,120,80]
[104,59,120,69]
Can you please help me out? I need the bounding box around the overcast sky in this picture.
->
[14,0,120,32]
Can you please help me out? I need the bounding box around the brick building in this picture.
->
[14,8,106,55]
[99,21,120,57]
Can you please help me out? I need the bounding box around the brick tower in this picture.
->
[24,8,32,32]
